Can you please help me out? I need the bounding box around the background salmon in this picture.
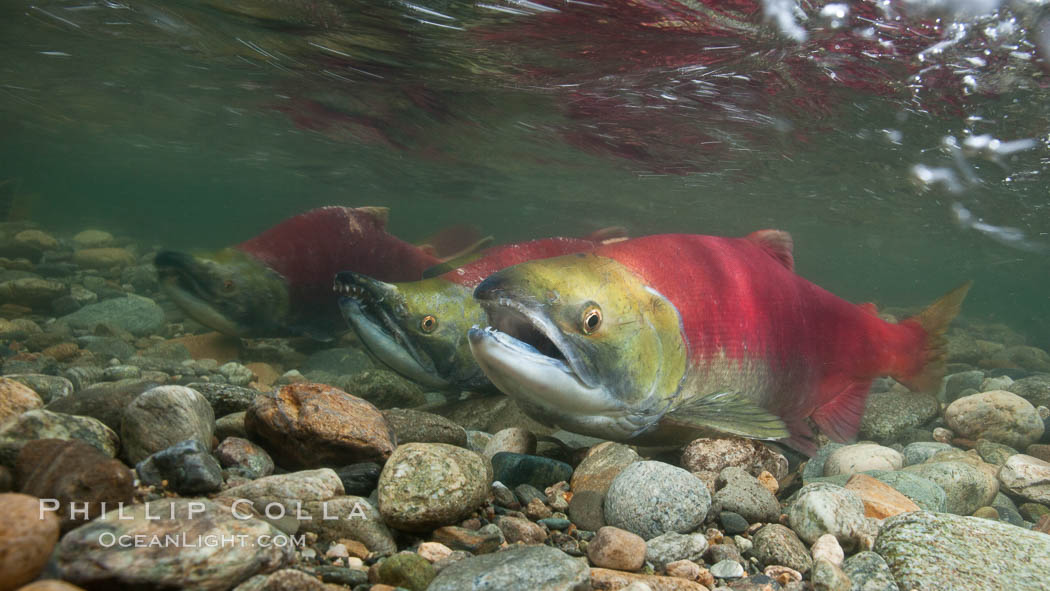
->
[155,206,483,338]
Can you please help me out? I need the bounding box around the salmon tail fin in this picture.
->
[897,281,973,392]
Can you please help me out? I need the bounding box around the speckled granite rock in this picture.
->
[786,482,870,551]
[604,461,711,540]
[902,460,998,515]
[944,390,1044,448]
[0,409,119,465]
[751,524,813,575]
[858,389,939,445]
[842,551,899,591]
[53,498,292,590]
[427,545,588,591]
[873,511,1050,591]
[377,443,491,532]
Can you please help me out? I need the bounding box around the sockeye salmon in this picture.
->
[468,231,969,454]
[333,228,627,390]
[155,206,486,339]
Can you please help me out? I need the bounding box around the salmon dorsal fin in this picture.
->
[355,206,390,229]
[584,226,629,242]
[436,235,494,264]
[746,229,794,271]
[663,390,790,441]
[421,249,487,279]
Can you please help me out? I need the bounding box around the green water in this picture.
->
[2,0,1049,344]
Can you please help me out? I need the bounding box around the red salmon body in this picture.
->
[236,206,444,310]
[594,232,965,452]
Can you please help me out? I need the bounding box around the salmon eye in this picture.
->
[420,315,438,333]
[222,279,236,292]
[581,305,602,334]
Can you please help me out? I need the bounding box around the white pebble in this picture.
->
[811,533,844,566]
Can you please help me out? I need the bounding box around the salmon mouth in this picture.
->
[473,296,600,389]
[334,271,449,389]
[155,251,244,336]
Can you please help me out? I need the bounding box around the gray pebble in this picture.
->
[604,460,711,540]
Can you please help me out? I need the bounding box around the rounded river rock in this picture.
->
[377,442,492,532]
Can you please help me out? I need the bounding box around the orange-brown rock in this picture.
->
[245,383,396,469]
[587,526,647,571]
[589,568,711,591]
[338,538,372,559]
[0,493,60,591]
[15,439,135,531]
[757,470,779,495]
[167,332,240,363]
[41,343,79,362]
[0,377,42,426]
[246,362,280,390]
[1035,514,1050,535]
[844,473,920,519]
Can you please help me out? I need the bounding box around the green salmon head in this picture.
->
[155,248,290,337]
[335,271,490,391]
[468,253,688,439]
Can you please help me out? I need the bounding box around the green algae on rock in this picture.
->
[874,511,1050,591]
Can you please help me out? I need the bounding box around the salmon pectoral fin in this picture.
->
[663,391,791,441]
[896,280,973,393]
[810,378,873,444]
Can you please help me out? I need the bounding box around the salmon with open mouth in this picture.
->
[468,231,970,453]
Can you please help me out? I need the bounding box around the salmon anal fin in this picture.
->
[897,281,972,393]
[858,302,878,315]
[355,206,390,229]
[811,378,873,443]
[663,390,790,441]
[783,418,818,456]
[745,229,794,271]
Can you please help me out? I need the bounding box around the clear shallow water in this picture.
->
[2,0,1049,344]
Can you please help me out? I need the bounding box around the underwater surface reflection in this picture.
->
[1,0,1048,344]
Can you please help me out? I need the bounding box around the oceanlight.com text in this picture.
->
[96,532,306,549]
